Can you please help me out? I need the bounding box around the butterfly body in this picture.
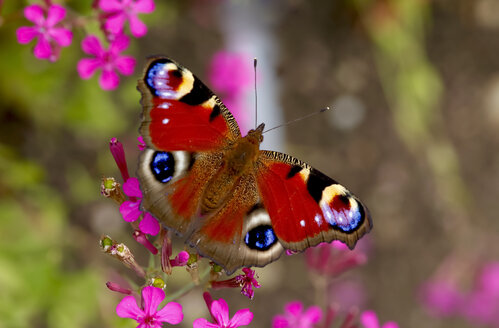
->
[137,57,372,274]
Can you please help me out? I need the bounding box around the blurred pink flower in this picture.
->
[208,51,253,132]
[419,280,464,317]
[360,310,399,328]
[120,177,160,236]
[328,279,367,313]
[99,0,155,38]
[462,262,499,326]
[16,4,73,62]
[193,292,253,328]
[272,301,322,328]
[305,240,368,277]
[116,286,183,327]
[77,34,136,90]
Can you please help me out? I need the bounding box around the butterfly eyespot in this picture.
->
[150,151,175,183]
[321,195,364,232]
[244,225,277,251]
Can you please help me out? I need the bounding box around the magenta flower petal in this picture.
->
[133,0,155,13]
[230,309,253,326]
[303,306,322,324]
[81,35,104,56]
[193,318,218,328]
[105,13,127,35]
[155,302,183,324]
[122,177,143,198]
[360,310,380,328]
[45,5,66,27]
[16,27,39,44]
[285,302,303,316]
[139,213,160,236]
[24,5,45,25]
[115,56,136,75]
[119,200,141,222]
[116,295,143,319]
[99,69,120,90]
[170,251,189,267]
[110,34,130,54]
[99,0,123,11]
[49,28,73,47]
[128,15,147,37]
[272,315,289,328]
[34,37,52,59]
[77,58,101,79]
[211,299,230,326]
[142,286,165,316]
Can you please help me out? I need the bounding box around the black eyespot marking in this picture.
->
[150,151,175,183]
[244,225,277,251]
[179,76,212,106]
[209,104,221,122]
[171,69,182,78]
[306,168,339,203]
[286,165,302,179]
[248,203,264,214]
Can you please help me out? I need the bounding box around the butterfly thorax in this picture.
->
[200,124,265,214]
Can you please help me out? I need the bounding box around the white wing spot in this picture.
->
[300,219,306,227]
[162,118,170,125]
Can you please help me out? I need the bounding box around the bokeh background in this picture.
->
[1,0,499,327]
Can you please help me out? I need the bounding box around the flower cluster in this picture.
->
[102,137,265,327]
[16,0,154,90]
[420,260,499,326]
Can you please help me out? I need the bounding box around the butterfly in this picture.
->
[137,57,372,274]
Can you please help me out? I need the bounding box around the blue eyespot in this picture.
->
[244,225,277,251]
[146,62,165,95]
[150,151,175,183]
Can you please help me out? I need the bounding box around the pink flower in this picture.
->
[161,231,188,274]
[235,268,261,299]
[16,4,73,62]
[208,51,253,132]
[99,0,155,38]
[210,268,261,300]
[116,286,183,327]
[419,280,464,317]
[360,310,399,328]
[305,240,368,277]
[77,34,136,90]
[193,292,253,328]
[120,177,160,236]
[462,262,499,326]
[272,301,322,328]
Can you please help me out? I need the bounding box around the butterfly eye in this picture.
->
[150,151,175,183]
[244,225,277,251]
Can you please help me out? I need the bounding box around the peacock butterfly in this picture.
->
[137,56,372,274]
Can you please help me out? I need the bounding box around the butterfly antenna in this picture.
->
[263,107,331,134]
[254,58,258,129]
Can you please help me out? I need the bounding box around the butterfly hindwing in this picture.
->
[256,150,372,251]
[188,172,284,274]
[138,56,241,152]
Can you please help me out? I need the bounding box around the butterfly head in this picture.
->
[246,123,265,145]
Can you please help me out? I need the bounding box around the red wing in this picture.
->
[138,57,241,152]
[188,173,284,274]
[256,151,372,250]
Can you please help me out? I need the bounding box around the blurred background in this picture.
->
[1,0,499,327]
